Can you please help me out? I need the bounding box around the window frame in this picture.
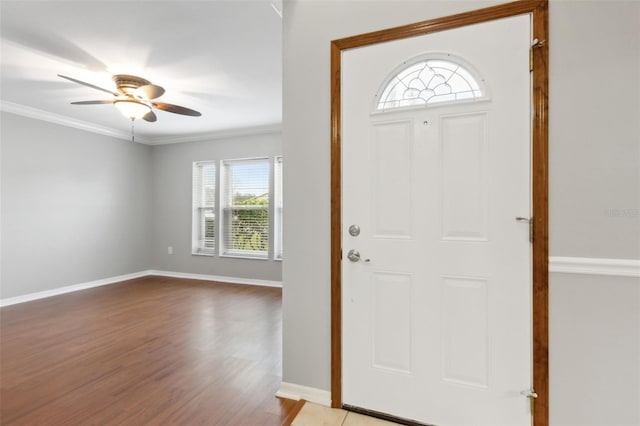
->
[220,157,271,260]
[274,156,284,261]
[191,156,283,261]
[192,160,218,256]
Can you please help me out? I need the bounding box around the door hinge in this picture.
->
[516,217,534,243]
[521,388,538,414]
[530,38,546,72]
[521,388,538,398]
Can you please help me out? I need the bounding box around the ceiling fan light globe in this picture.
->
[114,99,151,120]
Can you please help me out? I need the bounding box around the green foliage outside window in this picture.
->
[229,192,268,253]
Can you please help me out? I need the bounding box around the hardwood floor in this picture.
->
[0,276,297,425]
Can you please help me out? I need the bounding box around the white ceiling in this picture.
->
[0,0,282,144]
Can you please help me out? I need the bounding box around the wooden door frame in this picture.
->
[330,1,549,425]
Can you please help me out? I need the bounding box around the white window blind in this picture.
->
[274,156,283,260]
[192,161,216,255]
[222,158,269,258]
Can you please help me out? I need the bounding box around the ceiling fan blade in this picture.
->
[153,102,202,117]
[137,84,165,100]
[58,74,119,96]
[143,110,157,122]
[70,100,115,105]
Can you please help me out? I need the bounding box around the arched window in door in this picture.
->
[374,54,488,112]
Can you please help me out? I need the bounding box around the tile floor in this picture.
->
[291,402,401,426]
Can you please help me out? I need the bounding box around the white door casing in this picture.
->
[342,15,532,426]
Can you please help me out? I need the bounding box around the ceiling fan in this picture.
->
[58,74,202,122]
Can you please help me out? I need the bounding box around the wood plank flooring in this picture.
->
[0,276,297,425]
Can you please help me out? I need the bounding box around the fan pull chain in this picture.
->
[131,118,135,143]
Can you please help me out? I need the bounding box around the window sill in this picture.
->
[220,253,269,261]
[192,252,215,257]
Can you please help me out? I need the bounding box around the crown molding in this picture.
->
[1,100,281,146]
[148,123,282,145]
[0,100,149,143]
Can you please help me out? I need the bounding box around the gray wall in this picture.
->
[151,132,282,282]
[1,112,152,299]
[1,113,283,300]
[548,3,639,425]
[550,1,640,259]
[550,273,639,426]
[282,1,640,425]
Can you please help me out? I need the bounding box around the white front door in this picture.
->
[342,15,533,426]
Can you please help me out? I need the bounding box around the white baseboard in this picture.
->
[4,258,634,307]
[276,382,332,407]
[0,271,150,307]
[148,270,282,288]
[0,270,282,307]
[549,257,640,278]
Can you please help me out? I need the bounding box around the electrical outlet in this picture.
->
[168,246,173,255]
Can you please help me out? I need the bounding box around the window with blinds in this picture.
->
[274,156,283,260]
[222,158,270,258]
[192,161,217,255]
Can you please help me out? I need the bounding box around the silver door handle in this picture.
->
[347,249,370,263]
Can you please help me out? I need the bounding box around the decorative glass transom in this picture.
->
[375,56,486,111]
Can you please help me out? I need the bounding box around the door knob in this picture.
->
[347,249,370,263]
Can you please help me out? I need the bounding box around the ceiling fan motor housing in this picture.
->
[113,75,151,96]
